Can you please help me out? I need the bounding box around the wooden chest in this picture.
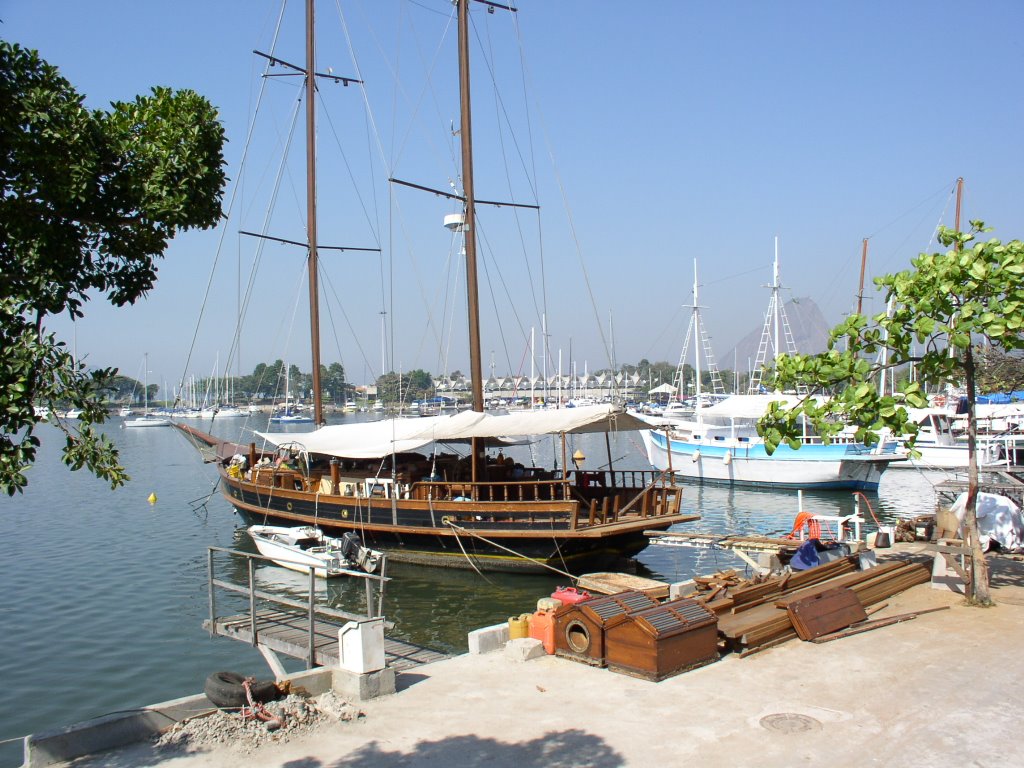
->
[554,590,659,667]
[603,597,719,681]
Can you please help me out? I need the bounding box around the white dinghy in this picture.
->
[248,525,383,578]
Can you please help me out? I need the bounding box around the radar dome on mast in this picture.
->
[444,212,468,232]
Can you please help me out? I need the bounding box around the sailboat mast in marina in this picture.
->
[303,0,323,427]
[457,0,485,482]
[124,352,170,427]
[178,0,691,573]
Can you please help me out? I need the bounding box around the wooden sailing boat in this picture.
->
[179,0,692,573]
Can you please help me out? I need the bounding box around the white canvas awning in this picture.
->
[700,394,810,420]
[256,403,651,459]
[648,383,677,395]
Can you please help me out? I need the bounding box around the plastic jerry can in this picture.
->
[529,609,556,654]
[536,596,563,612]
[552,586,591,605]
[508,613,530,640]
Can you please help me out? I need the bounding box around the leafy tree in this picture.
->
[758,222,1024,605]
[321,362,347,404]
[0,42,226,494]
[376,369,434,404]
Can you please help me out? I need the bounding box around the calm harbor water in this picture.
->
[0,413,941,767]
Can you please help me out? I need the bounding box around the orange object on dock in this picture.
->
[529,609,557,654]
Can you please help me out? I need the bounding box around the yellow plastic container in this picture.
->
[508,613,530,640]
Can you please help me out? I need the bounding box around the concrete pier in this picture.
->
[29,550,1024,768]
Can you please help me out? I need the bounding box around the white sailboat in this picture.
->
[269,366,313,423]
[124,353,170,428]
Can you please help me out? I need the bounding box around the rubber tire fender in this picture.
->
[204,671,279,709]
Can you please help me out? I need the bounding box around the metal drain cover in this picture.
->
[759,713,822,733]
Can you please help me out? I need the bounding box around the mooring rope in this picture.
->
[448,524,493,583]
[445,521,576,580]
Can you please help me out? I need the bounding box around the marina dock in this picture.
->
[203,546,448,674]
[44,549,1024,768]
[204,609,447,671]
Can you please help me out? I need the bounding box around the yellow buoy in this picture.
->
[148,492,158,504]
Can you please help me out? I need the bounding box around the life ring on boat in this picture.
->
[933,395,947,407]
[204,671,279,709]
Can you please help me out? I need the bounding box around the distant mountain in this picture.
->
[724,297,831,371]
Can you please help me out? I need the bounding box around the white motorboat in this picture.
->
[889,408,1007,470]
[640,394,903,491]
[123,413,171,428]
[248,525,383,577]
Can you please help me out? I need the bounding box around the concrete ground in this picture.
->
[64,550,1024,768]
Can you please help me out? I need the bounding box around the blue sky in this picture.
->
[6,0,1023,395]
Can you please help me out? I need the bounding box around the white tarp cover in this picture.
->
[950,492,1024,552]
[700,394,806,420]
[256,403,651,459]
[648,383,677,394]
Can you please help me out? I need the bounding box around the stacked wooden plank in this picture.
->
[687,556,930,655]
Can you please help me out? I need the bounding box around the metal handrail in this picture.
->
[206,546,392,668]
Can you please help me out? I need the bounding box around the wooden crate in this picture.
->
[603,598,719,681]
[554,590,659,667]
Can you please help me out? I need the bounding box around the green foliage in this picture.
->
[376,369,434,403]
[0,42,226,494]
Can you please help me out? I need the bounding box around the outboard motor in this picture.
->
[340,531,382,573]
[339,532,362,562]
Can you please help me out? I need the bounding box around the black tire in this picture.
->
[204,671,279,709]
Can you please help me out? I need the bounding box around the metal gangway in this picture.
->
[204,547,447,677]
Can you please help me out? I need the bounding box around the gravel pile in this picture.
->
[154,691,362,755]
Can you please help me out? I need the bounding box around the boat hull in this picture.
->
[123,417,171,428]
[227,477,660,573]
[888,442,1007,470]
[641,430,896,491]
[248,525,348,578]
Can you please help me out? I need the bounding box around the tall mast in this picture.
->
[954,176,963,242]
[692,261,703,416]
[305,0,324,425]
[457,0,484,415]
[773,237,781,366]
[856,237,868,315]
